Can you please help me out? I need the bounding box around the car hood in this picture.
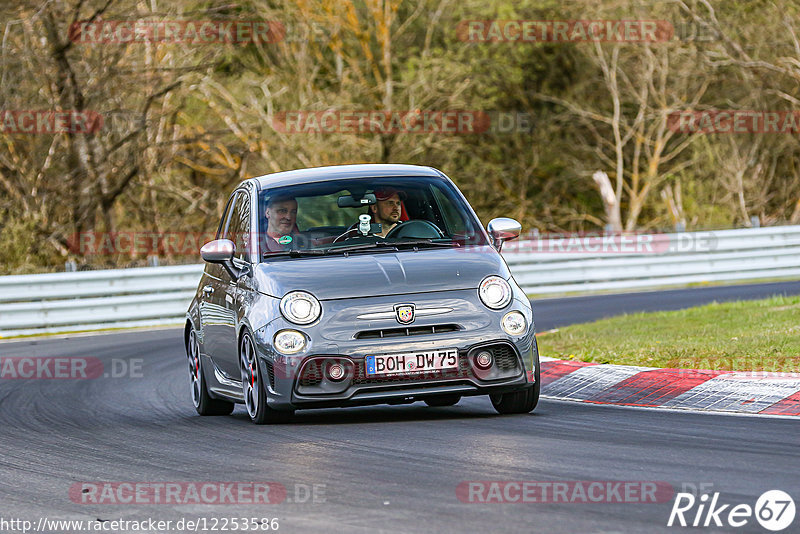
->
[253,246,510,300]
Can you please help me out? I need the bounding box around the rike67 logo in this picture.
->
[668,490,795,531]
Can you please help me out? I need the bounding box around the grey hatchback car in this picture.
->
[185,164,540,423]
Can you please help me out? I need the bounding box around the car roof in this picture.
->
[252,164,445,190]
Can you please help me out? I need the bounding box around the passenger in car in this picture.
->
[264,195,298,251]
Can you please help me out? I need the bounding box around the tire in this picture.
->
[240,332,293,424]
[187,328,234,416]
[424,395,461,407]
[490,344,541,415]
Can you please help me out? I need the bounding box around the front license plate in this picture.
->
[366,348,459,376]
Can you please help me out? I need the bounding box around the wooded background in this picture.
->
[2,0,799,273]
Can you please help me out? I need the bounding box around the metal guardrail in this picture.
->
[505,226,800,294]
[1,226,799,337]
[0,265,203,337]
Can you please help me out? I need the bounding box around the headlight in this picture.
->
[502,311,526,335]
[274,329,306,355]
[478,276,512,309]
[280,291,321,325]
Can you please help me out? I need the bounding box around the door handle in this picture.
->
[202,285,214,296]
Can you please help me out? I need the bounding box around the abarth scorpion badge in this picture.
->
[394,304,415,325]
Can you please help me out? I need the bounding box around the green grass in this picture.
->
[536,295,800,372]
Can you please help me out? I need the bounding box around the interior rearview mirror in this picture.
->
[338,193,377,208]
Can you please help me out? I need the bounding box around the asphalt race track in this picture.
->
[1,281,799,533]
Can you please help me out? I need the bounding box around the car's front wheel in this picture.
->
[490,346,541,415]
[490,384,539,414]
[187,328,234,416]
[240,332,293,424]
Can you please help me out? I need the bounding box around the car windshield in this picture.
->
[257,176,488,256]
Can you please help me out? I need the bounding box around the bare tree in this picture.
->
[0,0,204,270]
[537,36,708,231]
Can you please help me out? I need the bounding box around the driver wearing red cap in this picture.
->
[369,187,407,237]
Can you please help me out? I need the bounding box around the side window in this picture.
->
[223,192,251,261]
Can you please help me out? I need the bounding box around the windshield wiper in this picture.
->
[264,249,325,258]
[265,239,457,258]
[324,242,398,254]
[326,240,459,254]
[390,239,461,248]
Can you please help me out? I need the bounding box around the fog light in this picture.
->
[475,350,493,370]
[502,311,527,336]
[327,362,345,381]
[273,330,306,355]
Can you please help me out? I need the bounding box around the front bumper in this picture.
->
[290,340,528,405]
[252,289,538,411]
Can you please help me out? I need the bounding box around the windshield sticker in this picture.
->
[278,235,293,244]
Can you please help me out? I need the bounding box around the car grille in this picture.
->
[490,343,519,371]
[296,343,521,390]
[265,361,276,390]
[355,324,460,339]
[298,361,323,387]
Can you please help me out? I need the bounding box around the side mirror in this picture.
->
[201,239,248,279]
[487,218,521,251]
[201,239,235,263]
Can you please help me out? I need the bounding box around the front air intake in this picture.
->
[355,324,460,339]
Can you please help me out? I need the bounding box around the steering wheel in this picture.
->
[332,227,360,243]
[332,218,373,243]
[385,220,445,239]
